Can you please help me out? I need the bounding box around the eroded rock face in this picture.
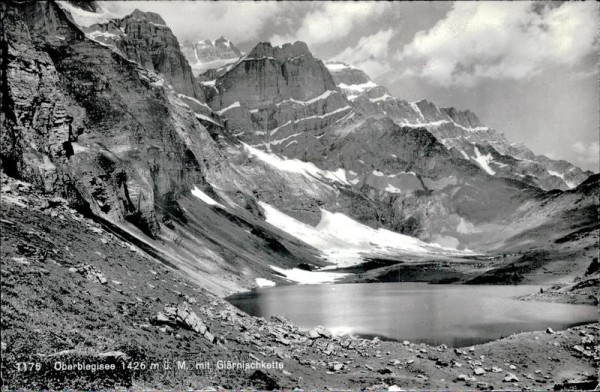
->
[2,1,82,194]
[214,42,338,109]
[2,1,217,236]
[202,42,355,157]
[4,1,595,255]
[440,107,482,129]
[78,9,203,100]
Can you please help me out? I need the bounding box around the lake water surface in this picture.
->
[227,283,597,347]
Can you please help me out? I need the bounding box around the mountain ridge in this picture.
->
[2,3,598,389]
[2,0,597,285]
[325,61,593,191]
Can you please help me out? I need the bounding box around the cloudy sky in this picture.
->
[99,1,599,171]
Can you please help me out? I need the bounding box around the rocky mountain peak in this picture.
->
[214,36,232,47]
[213,40,337,108]
[414,99,447,121]
[326,62,371,85]
[248,41,313,61]
[181,36,242,75]
[441,107,482,128]
[126,8,166,25]
[71,5,203,100]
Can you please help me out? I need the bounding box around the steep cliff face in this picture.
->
[300,117,546,246]
[180,39,594,249]
[2,1,375,290]
[2,1,216,236]
[204,42,356,156]
[59,3,204,100]
[215,42,338,108]
[440,107,482,129]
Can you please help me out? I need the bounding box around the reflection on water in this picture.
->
[227,283,597,347]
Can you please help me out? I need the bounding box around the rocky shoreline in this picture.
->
[1,176,597,390]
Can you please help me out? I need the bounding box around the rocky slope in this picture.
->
[1,0,337,293]
[2,0,458,292]
[2,177,598,390]
[3,0,597,258]
[188,41,597,252]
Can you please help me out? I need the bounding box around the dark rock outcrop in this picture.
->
[214,41,338,108]
[203,41,355,156]
[76,8,204,100]
[2,1,216,236]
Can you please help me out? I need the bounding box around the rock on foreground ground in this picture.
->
[1,176,598,390]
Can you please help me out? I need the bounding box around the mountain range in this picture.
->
[1,1,598,389]
[3,0,597,287]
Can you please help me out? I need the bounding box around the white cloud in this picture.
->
[99,1,286,44]
[396,2,599,87]
[332,29,394,78]
[271,2,390,47]
[572,141,600,167]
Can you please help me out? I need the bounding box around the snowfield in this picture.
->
[56,1,114,26]
[243,144,350,185]
[473,146,496,175]
[270,266,348,284]
[191,186,225,208]
[259,201,467,268]
[255,278,276,287]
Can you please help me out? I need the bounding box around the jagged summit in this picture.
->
[193,36,240,53]
[127,8,166,25]
[211,40,338,108]
[180,36,242,74]
[326,61,372,86]
[214,36,233,47]
[248,41,313,61]
[64,4,202,99]
[441,107,482,128]
[8,1,597,258]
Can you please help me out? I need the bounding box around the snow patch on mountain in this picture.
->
[255,278,276,287]
[548,170,576,189]
[277,90,338,106]
[370,94,392,103]
[194,112,221,127]
[191,186,224,208]
[473,146,496,175]
[410,102,425,120]
[218,101,241,114]
[338,81,378,100]
[243,144,350,185]
[56,1,114,26]
[259,201,465,268]
[385,184,402,193]
[325,62,358,71]
[177,93,210,109]
[270,266,348,284]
